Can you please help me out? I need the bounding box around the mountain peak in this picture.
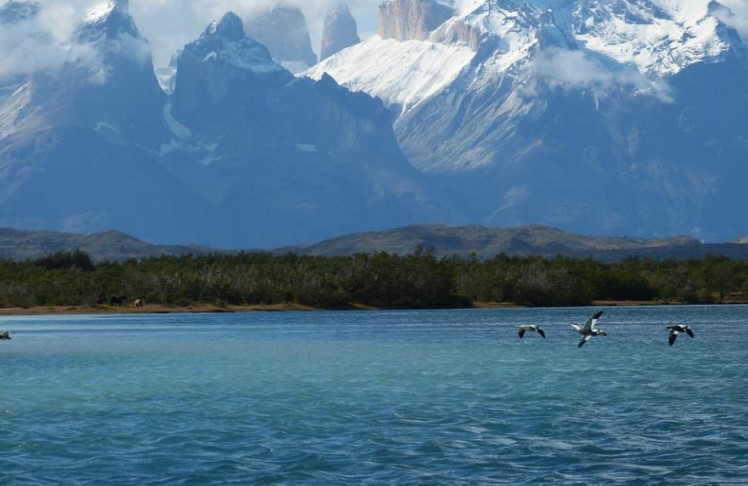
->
[76,0,139,43]
[84,0,127,21]
[185,12,282,74]
[708,1,748,57]
[245,5,317,70]
[320,4,360,61]
[207,12,245,41]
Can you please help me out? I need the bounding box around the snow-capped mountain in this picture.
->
[163,11,462,247]
[1,0,169,146]
[0,2,463,248]
[308,0,748,241]
[0,0,218,244]
[313,0,743,120]
[2,0,747,247]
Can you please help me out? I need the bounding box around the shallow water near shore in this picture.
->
[2,306,747,484]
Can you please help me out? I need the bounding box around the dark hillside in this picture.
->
[277,224,748,262]
[0,228,208,262]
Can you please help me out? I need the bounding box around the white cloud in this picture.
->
[0,2,80,79]
[719,0,748,41]
[0,0,382,80]
[2,0,746,80]
[530,48,673,102]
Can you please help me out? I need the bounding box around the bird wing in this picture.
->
[518,328,526,338]
[668,329,679,346]
[537,327,546,338]
[685,327,694,338]
[578,335,591,347]
[583,310,604,332]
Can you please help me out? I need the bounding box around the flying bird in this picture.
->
[666,324,694,346]
[518,324,545,338]
[570,310,606,347]
[0,331,10,340]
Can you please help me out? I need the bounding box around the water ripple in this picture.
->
[2,307,748,484]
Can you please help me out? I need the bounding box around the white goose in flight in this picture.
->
[570,310,606,347]
[518,324,545,339]
[666,324,694,346]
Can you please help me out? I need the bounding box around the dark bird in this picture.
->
[666,324,694,346]
[570,310,606,347]
[518,324,545,338]
[0,331,10,340]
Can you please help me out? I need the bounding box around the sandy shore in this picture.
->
[0,303,319,316]
[1,300,743,316]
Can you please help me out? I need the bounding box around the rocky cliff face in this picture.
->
[244,5,317,71]
[170,12,292,133]
[430,17,482,50]
[378,0,455,41]
[320,4,360,61]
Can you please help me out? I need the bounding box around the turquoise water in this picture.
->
[1,306,747,484]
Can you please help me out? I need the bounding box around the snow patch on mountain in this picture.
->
[313,0,744,118]
[73,0,153,85]
[84,0,120,24]
[163,100,191,140]
[306,35,474,114]
[199,42,277,73]
[0,82,35,138]
[574,0,734,76]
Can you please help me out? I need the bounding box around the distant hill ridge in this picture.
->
[0,228,208,262]
[3,225,748,263]
[278,224,748,262]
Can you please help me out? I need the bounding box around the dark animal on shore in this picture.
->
[134,299,143,309]
[666,324,694,346]
[96,297,106,305]
[0,331,10,340]
[109,295,128,306]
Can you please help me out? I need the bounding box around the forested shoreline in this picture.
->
[0,247,747,310]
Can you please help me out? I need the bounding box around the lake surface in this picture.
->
[1,306,747,484]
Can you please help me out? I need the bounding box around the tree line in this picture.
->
[0,247,746,309]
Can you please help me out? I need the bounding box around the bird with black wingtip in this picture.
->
[666,324,694,346]
[570,310,607,347]
[518,324,545,339]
